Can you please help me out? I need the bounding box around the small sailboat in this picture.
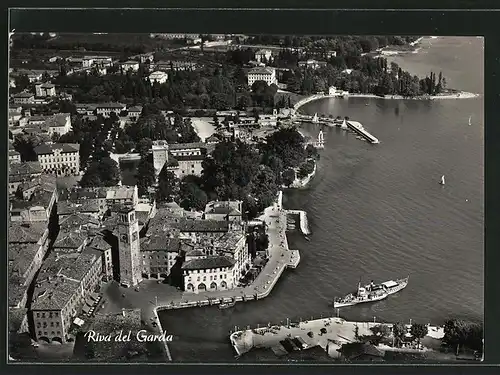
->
[439,175,446,185]
[312,113,319,123]
[315,130,325,148]
[468,116,472,126]
[341,119,348,130]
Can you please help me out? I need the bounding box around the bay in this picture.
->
[158,36,484,362]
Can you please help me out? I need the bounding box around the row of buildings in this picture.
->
[10,179,251,344]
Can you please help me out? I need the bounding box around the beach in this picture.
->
[191,117,216,142]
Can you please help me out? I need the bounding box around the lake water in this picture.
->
[158,36,484,362]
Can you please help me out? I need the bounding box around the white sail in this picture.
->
[440,175,445,185]
[341,119,348,129]
[468,116,472,126]
[312,113,319,123]
[318,130,324,142]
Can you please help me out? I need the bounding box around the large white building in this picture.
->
[120,61,140,72]
[34,143,80,176]
[182,256,237,293]
[35,83,56,98]
[148,71,168,85]
[255,49,273,64]
[95,103,126,117]
[168,143,207,178]
[106,185,139,208]
[247,67,277,87]
[44,113,72,136]
[12,92,35,104]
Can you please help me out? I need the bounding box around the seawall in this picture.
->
[286,210,311,235]
[230,317,445,357]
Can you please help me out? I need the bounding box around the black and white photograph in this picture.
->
[7,15,484,364]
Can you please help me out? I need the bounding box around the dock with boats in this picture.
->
[294,114,380,144]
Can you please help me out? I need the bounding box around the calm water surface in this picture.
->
[157,37,484,362]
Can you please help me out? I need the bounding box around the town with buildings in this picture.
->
[8,32,482,364]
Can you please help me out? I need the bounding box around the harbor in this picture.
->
[151,195,304,312]
[294,113,380,144]
[151,37,482,363]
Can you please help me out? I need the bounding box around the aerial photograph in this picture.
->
[8,32,483,364]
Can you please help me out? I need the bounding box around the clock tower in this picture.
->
[118,205,142,287]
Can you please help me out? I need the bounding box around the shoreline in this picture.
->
[230,316,445,358]
[293,91,480,113]
[148,194,305,360]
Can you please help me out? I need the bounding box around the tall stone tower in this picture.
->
[152,140,169,178]
[118,205,142,287]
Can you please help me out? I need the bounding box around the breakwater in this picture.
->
[286,210,311,235]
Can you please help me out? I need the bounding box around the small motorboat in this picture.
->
[219,298,236,309]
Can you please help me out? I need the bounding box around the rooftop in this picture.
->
[248,67,275,75]
[44,113,70,128]
[96,102,126,109]
[140,236,180,252]
[13,92,34,98]
[168,142,206,151]
[9,222,48,243]
[173,154,205,162]
[58,200,101,216]
[181,255,236,270]
[32,276,81,310]
[212,232,245,254]
[59,187,108,201]
[174,219,230,233]
[128,106,143,112]
[106,185,137,201]
[34,143,80,155]
[89,235,112,251]
[9,242,40,278]
[59,212,101,229]
[52,229,88,250]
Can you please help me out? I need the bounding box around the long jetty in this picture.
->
[295,114,379,144]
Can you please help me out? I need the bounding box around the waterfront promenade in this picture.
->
[230,317,445,358]
[100,194,303,360]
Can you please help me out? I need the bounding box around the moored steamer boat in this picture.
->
[333,276,409,309]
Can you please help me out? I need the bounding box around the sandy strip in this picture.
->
[191,117,216,142]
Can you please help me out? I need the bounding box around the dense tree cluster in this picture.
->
[274,57,446,98]
[443,319,483,354]
[165,128,307,216]
[80,157,121,187]
[12,33,162,55]
[156,167,179,203]
[245,35,419,51]
[51,64,274,112]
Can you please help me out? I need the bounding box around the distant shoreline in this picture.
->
[294,90,480,112]
[347,91,480,100]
